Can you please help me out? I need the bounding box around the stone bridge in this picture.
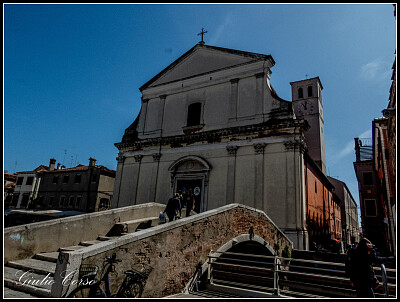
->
[5,203,292,298]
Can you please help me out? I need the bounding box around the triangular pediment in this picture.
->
[140,44,273,91]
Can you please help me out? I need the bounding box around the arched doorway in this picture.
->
[168,156,211,213]
[196,235,277,293]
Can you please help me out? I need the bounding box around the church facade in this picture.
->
[112,42,329,249]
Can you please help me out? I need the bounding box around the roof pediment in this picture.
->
[140,43,274,91]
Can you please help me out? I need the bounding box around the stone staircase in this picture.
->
[3,215,160,298]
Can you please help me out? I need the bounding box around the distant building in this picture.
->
[4,172,17,208]
[304,153,342,248]
[328,176,359,247]
[11,163,50,209]
[36,158,116,213]
[353,55,396,256]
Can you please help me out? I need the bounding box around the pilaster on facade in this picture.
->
[226,145,238,156]
[134,155,143,163]
[138,98,149,135]
[226,145,238,205]
[152,153,162,162]
[284,138,307,153]
[117,155,125,164]
[229,78,239,121]
[253,143,267,154]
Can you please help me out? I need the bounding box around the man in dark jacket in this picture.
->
[347,238,379,297]
[164,193,181,222]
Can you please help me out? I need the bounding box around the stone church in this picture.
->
[112,41,327,249]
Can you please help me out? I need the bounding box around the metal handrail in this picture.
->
[381,264,388,298]
[187,263,203,293]
[206,250,396,298]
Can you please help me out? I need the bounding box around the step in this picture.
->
[79,240,103,246]
[4,266,54,294]
[4,286,45,298]
[6,258,56,276]
[204,283,276,298]
[34,251,59,263]
[4,278,51,298]
[59,245,85,252]
[113,216,159,235]
[97,235,120,241]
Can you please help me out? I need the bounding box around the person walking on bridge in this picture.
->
[164,193,181,222]
[346,238,379,297]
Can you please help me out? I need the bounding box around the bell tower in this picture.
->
[291,77,326,175]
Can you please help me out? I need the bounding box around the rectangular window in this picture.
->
[59,196,66,207]
[11,194,19,206]
[36,196,43,207]
[16,177,24,185]
[308,86,313,97]
[20,194,30,208]
[26,176,34,186]
[53,176,59,184]
[63,175,69,184]
[68,196,74,207]
[365,199,377,217]
[187,103,202,126]
[76,196,82,208]
[75,174,81,184]
[298,87,303,99]
[363,172,373,185]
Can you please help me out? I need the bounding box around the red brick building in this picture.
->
[304,153,341,249]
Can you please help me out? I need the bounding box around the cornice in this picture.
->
[115,118,307,151]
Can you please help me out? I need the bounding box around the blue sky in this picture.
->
[4,4,396,215]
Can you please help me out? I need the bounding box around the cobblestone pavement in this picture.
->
[4,287,40,298]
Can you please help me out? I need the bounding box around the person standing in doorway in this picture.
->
[185,188,195,217]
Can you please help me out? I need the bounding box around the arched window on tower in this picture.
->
[298,87,303,99]
[187,103,202,127]
[308,86,313,97]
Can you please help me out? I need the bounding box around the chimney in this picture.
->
[49,158,56,171]
[89,157,97,167]
[57,163,61,170]
[354,138,361,162]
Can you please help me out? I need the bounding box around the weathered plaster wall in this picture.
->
[4,203,165,263]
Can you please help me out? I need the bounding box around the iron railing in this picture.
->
[204,250,394,298]
[381,264,388,298]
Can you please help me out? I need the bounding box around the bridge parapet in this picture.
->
[4,203,165,263]
[52,203,292,297]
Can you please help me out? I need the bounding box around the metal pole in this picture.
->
[207,255,213,285]
[273,256,279,296]
[381,264,388,298]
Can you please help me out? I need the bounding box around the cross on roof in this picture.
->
[198,27,208,42]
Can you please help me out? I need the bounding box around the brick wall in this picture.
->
[79,205,292,297]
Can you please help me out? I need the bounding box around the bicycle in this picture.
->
[65,253,152,298]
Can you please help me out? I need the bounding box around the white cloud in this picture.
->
[358,129,372,139]
[333,129,372,161]
[360,58,391,81]
[209,13,233,45]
